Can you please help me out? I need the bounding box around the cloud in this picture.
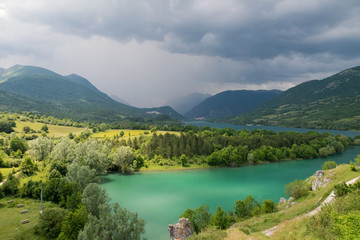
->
[0,0,360,107]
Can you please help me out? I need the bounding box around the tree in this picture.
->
[10,136,27,154]
[0,120,15,133]
[51,138,76,163]
[1,173,20,195]
[29,136,54,161]
[82,183,109,218]
[41,125,49,133]
[119,130,124,137]
[66,162,98,190]
[285,179,310,199]
[23,126,31,133]
[180,154,188,167]
[35,208,66,239]
[212,206,227,229]
[109,146,134,173]
[20,157,37,176]
[74,140,108,174]
[78,203,145,240]
[0,171,3,182]
[262,200,276,213]
[57,205,88,240]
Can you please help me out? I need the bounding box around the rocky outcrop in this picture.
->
[312,170,331,191]
[168,218,194,240]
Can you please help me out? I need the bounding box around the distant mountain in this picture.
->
[110,94,132,106]
[184,90,282,120]
[166,92,211,114]
[229,66,360,130]
[0,65,182,122]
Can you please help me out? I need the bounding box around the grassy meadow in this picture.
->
[91,129,180,139]
[14,121,86,138]
[0,197,57,240]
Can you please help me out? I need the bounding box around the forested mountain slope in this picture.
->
[229,66,360,130]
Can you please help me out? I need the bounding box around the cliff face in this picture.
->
[168,218,194,240]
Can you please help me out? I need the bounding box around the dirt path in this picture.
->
[262,176,360,237]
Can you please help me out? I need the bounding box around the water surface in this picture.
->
[101,146,360,240]
[185,121,360,138]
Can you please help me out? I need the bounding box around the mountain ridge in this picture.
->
[229,66,360,130]
[184,89,282,120]
[0,65,182,122]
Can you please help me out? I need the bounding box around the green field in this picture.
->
[0,197,57,240]
[91,129,180,139]
[14,121,86,138]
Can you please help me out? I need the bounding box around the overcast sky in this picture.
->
[1,0,360,107]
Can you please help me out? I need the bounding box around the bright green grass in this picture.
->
[0,167,19,178]
[0,197,56,240]
[91,129,180,139]
[14,121,86,138]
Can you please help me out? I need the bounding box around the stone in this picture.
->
[17,204,24,208]
[168,218,194,240]
[20,209,28,214]
[279,197,287,204]
[312,170,330,191]
[288,197,295,203]
[7,200,14,204]
[21,219,30,224]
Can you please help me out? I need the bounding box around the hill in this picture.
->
[166,92,211,114]
[0,65,182,122]
[229,66,360,130]
[184,90,282,120]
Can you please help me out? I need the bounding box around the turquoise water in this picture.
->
[101,146,360,240]
[184,121,360,138]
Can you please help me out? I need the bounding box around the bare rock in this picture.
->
[21,219,30,224]
[17,204,24,208]
[288,197,295,203]
[312,170,330,191]
[168,218,194,240]
[7,200,14,204]
[279,197,287,204]
[20,209,28,214]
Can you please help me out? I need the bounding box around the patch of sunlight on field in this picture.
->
[14,121,86,138]
[92,129,180,139]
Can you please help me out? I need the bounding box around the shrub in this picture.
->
[35,208,67,239]
[322,161,337,170]
[334,182,349,197]
[285,179,310,199]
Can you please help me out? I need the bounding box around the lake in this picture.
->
[101,145,360,240]
[184,121,360,138]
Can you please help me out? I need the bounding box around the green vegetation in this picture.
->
[229,66,360,130]
[188,164,360,239]
[184,90,281,119]
[322,161,337,170]
[0,65,183,123]
[0,109,359,239]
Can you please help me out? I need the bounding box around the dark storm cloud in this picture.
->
[8,0,360,60]
[1,0,360,106]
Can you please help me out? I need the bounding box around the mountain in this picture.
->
[110,94,132,106]
[166,92,211,114]
[0,65,182,122]
[184,90,282,120]
[229,66,360,130]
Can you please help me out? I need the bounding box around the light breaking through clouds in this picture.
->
[0,0,359,107]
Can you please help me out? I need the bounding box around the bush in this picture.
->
[262,200,276,213]
[35,208,67,239]
[334,182,349,197]
[1,173,20,195]
[285,179,310,199]
[322,161,337,170]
